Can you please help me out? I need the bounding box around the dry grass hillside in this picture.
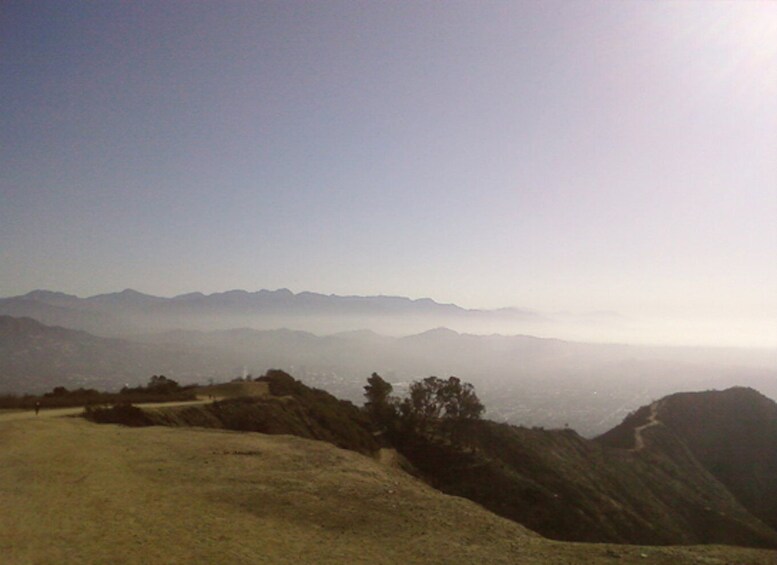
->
[2,413,777,565]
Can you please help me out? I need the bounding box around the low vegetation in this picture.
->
[136,370,380,455]
[83,402,153,427]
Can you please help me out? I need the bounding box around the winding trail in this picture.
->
[631,400,663,452]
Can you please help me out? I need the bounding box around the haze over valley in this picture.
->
[3,287,776,436]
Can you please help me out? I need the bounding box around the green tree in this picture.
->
[438,376,484,421]
[401,376,484,435]
[364,372,396,429]
[147,375,180,394]
[403,376,444,431]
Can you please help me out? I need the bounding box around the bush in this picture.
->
[83,403,152,427]
[121,375,184,396]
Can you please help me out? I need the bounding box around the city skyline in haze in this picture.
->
[2,1,776,347]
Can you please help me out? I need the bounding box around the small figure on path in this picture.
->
[35,402,40,416]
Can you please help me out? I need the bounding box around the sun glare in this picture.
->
[656,1,777,104]
[701,2,777,95]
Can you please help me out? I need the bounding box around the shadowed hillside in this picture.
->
[601,387,777,533]
[397,418,777,548]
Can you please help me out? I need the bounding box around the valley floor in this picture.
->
[1,413,775,564]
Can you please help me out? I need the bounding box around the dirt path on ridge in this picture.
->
[631,400,663,451]
[0,380,271,425]
[0,399,212,424]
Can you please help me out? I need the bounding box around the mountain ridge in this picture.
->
[0,288,549,339]
[11,288,479,310]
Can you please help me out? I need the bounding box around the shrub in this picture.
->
[83,403,152,427]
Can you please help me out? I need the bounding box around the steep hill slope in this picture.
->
[600,387,777,532]
[398,418,777,548]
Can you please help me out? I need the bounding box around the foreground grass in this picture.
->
[1,417,776,564]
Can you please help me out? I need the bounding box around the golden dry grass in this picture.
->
[1,414,776,564]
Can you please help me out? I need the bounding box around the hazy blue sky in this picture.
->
[2,1,776,345]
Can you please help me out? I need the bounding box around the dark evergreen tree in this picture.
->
[400,376,484,436]
[364,372,396,429]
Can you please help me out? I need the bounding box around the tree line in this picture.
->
[363,372,484,444]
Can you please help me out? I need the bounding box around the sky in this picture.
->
[2,1,776,346]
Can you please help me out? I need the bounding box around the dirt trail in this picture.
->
[0,380,271,424]
[631,400,663,451]
[0,399,212,424]
[2,412,775,563]
[377,448,402,465]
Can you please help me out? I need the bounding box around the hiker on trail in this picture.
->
[35,402,40,416]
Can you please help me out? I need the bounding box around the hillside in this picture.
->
[397,419,777,548]
[2,413,776,564]
[599,387,777,532]
[0,316,229,393]
[144,371,380,455]
[107,374,777,548]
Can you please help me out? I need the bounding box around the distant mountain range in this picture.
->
[0,288,544,337]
